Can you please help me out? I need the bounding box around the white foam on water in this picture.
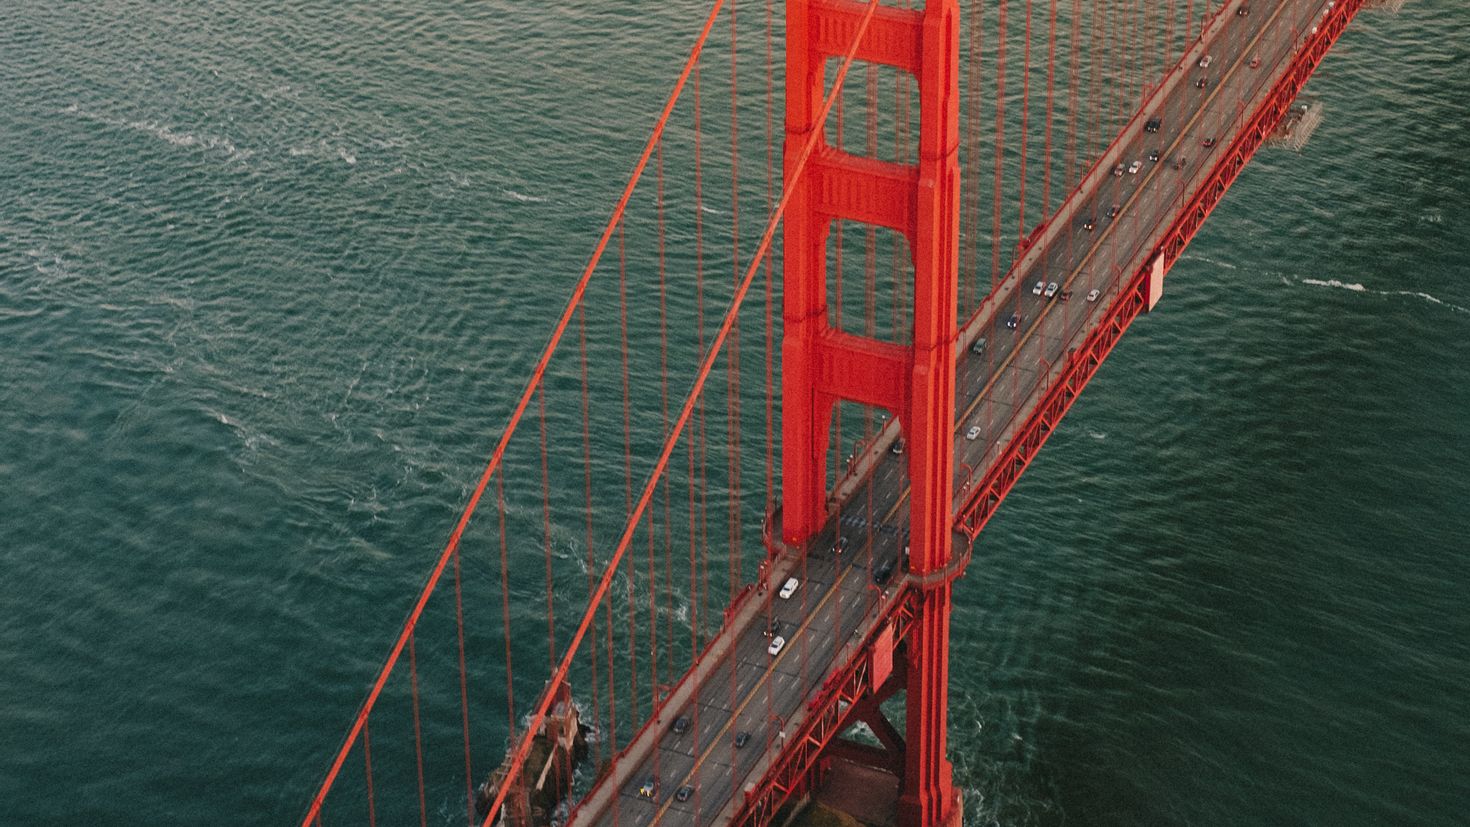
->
[504,189,547,203]
[61,103,250,162]
[1299,277,1466,313]
[1302,278,1366,292]
[1180,253,1238,270]
[1391,290,1468,313]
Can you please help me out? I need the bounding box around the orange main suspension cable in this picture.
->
[472,7,884,823]
[298,6,730,818]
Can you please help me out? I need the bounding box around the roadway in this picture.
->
[569,1,1337,825]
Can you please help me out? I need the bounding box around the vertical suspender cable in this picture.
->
[1018,0,1032,240]
[1041,0,1058,217]
[1065,0,1082,193]
[762,0,776,514]
[409,633,426,827]
[960,3,984,313]
[540,386,555,671]
[362,720,376,827]
[578,304,602,767]
[990,0,1008,288]
[618,221,638,721]
[727,0,742,601]
[453,549,472,823]
[496,472,515,754]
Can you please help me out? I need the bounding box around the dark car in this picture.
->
[1006,312,1021,330]
[734,730,751,748]
[763,618,782,638]
[672,715,690,735]
[1148,149,1161,162]
[889,437,904,455]
[1107,204,1120,218]
[872,558,896,586]
[1195,77,1208,89]
[1202,137,1217,148]
[1060,290,1073,302]
[832,536,849,556]
[1083,218,1095,231]
[1173,156,1188,170]
[675,785,695,803]
[1237,5,1249,15]
[1144,117,1161,133]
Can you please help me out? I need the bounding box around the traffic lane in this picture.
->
[651,555,874,827]
[953,0,1312,482]
[611,556,851,825]
[681,568,879,827]
[967,0,1280,394]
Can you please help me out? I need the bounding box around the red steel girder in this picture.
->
[728,589,921,827]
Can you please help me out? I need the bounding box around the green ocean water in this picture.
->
[1,2,1467,825]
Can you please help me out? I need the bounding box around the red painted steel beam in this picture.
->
[728,590,921,827]
[781,1,961,825]
[954,0,1367,540]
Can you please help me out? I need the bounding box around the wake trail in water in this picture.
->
[61,104,251,162]
[1299,277,1468,314]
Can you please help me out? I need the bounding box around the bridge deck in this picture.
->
[568,1,1337,825]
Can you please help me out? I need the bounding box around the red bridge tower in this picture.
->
[781,1,962,825]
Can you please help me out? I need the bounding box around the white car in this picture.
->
[1198,54,1213,68]
[1044,281,1059,298]
[1086,288,1101,302]
[965,426,982,441]
[1128,160,1143,174]
[1031,280,1045,295]
[767,635,786,656]
[778,577,799,599]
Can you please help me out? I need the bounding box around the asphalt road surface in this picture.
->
[569,2,1338,825]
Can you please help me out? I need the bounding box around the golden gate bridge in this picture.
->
[299,1,1399,825]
